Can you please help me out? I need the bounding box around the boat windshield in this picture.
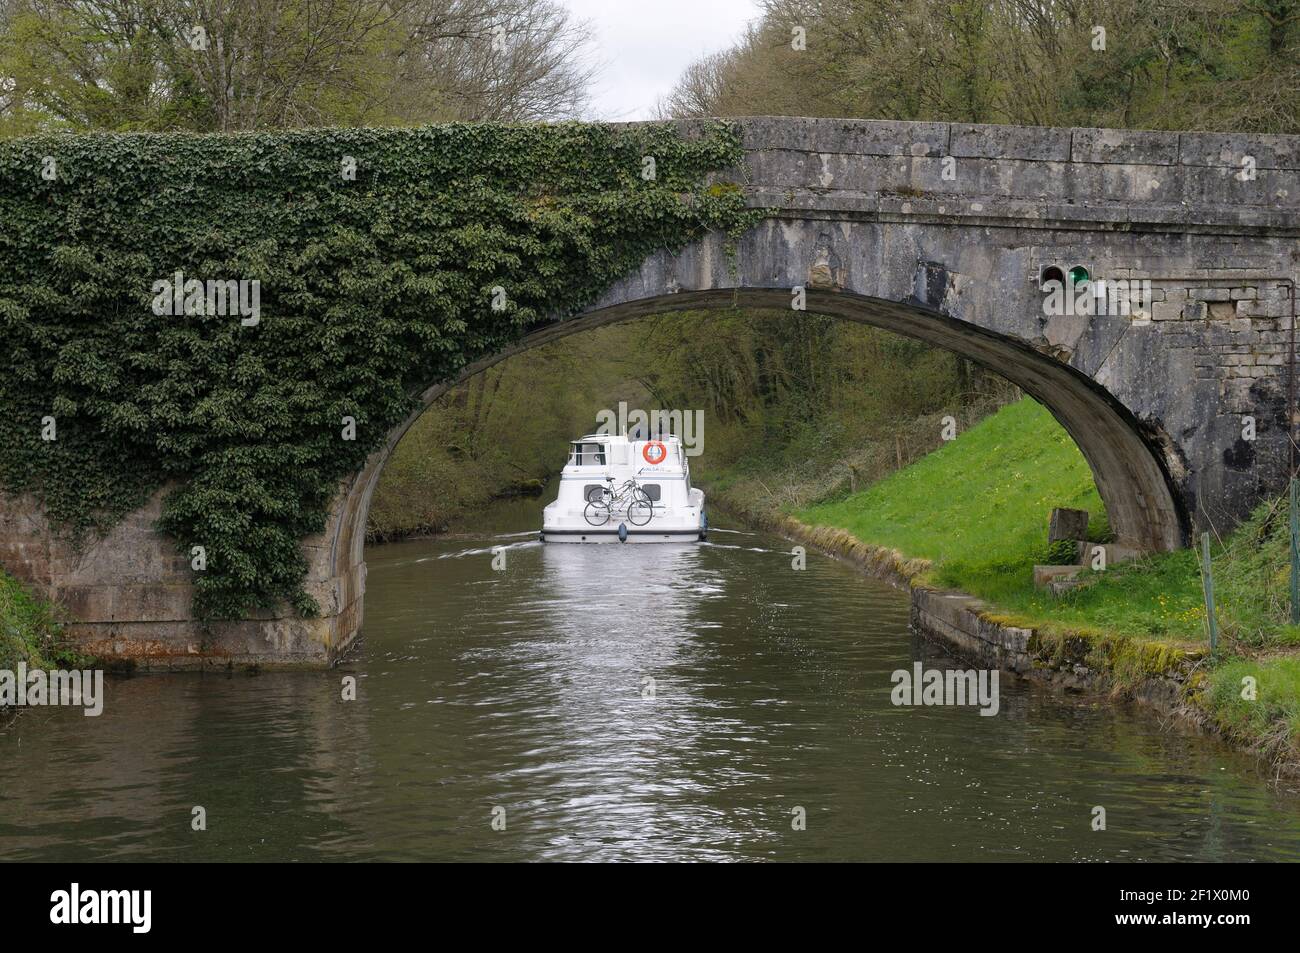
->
[569,442,606,466]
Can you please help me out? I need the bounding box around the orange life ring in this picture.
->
[642,440,667,465]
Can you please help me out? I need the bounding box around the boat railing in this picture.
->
[567,439,688,469]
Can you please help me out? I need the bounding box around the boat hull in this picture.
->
[541,525,705,543]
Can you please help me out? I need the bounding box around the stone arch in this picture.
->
[321,281,1189,664]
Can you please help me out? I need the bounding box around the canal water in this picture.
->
[3,501,1300,862]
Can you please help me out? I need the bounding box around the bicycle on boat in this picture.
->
[583,476,654,527]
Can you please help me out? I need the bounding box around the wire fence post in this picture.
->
[1201,531,1218,656]
[1291,477,1299,625]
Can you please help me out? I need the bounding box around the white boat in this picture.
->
[541,433,707,543]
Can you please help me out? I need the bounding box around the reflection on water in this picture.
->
[3,502,1300,861]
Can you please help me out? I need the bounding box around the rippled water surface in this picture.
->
[3,502,1300,861]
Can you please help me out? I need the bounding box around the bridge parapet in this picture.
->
[722,117,1300,231]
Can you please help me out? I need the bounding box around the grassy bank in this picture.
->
[762,396,1300,772]
[0,569,65,673]
[693,391,1020,517]
[801,397,1108,600]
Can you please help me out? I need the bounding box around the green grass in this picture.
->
[0,569,66,673]
[798,398,1109,600]
[976,496,1300,648]
[791,395,1300,768]
[1203,657,1300,758]
[796,397,1300,647]
[1011,551,1206,641]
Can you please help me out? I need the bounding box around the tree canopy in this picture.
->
[661,0,1299,133]
[0,0,596,135]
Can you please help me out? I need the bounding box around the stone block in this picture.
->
[1177,132,1300,170]
[949,123,1071,160]
[1074,542,1144,566]
[1071,127,1180,165]
[740,116,950,157]
[1034,565,1083,589]
[1048,507,1090,542]
[55,585,114,622]
[1046,574,1096,598]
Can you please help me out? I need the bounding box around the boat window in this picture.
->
[570,443,606,466]
[641,483,661,502]
[584,484,605,502]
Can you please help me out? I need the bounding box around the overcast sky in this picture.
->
[561,0,761,121]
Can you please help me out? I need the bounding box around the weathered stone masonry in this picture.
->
[2,117,1298,666]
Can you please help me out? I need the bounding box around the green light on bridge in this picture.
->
[1068,265,1091,287]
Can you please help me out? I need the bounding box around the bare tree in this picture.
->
[0,0,596,132]
[395,0,596,121]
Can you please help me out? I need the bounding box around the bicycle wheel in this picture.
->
[584,499,611,526]
[627,489,654,526]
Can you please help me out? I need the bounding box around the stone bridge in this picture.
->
[2,117,1298,667]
